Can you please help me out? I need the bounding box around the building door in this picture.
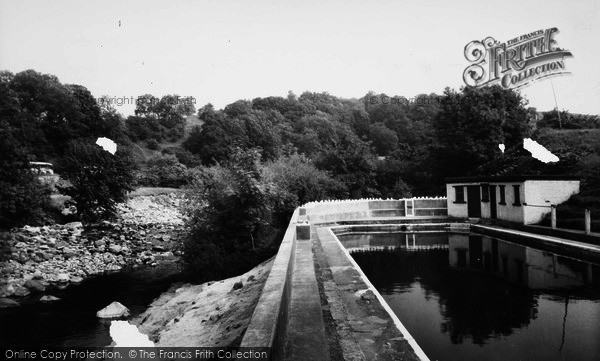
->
[489,185,497,219]
[467,185,482,218]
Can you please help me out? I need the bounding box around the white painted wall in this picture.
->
[494,183,525,223]
[522,180,580,224]
[446,183,471,218]
[446,180,579,224]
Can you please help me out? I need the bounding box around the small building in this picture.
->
[29,161,54,175]
[445,175,580,224]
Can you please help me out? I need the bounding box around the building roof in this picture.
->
[445,175,580,183]
[29,161,53,167]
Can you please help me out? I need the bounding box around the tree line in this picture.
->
[2,68,598,280]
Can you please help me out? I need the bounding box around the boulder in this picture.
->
[24,279,46,292]
[94,238,107,248]
[0,284,15,297]
[23,226,41,234]
[97,301,130,318]
[109,244,122,254]
[56,240,69,249]
[56,273,70,283]
[40,295,61,303]
[62,247,78,258]
[0,298,20,308]
[13,286,30,297]
[64,221,83,229]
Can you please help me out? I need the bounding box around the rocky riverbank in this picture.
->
[134,257,273,347]
[0,191,185,307]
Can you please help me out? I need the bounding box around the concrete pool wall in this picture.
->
[240,198,600,360]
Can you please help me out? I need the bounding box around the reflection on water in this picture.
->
[341,232,600,361]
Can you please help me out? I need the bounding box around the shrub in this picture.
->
[146,138,160,150]
[139,154,190,188]
[0,129,52,229]
[58,140,136,222]
[182,149,280,281]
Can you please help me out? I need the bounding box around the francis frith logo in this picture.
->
[463,28,572,89]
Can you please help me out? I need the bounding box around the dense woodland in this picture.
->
[1,69,599,278]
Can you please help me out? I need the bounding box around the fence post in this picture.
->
[585,209,591,235]
[551,205,557,229]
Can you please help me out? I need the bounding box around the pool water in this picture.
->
[340,232,600,361]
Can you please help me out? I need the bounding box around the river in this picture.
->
[0,262,184,347]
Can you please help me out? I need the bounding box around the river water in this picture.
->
[341,232,600,361]
[0,262,184,347]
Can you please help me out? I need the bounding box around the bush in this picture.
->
[58,140,136,222]
[146,139,160,150]
[139,154,190,188]
[0,129,52,229]
[182,149,281,281]
[161,147,202,167]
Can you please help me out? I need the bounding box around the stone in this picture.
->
[23,226,41,234]
[96,301,130,318]
[70,276,84,284]
[24,279,46,292]
[37,251,52,261]
[40,295,60,303]
[0,298,20,308]
[232,281,243,291]
[13,286,30,297]
[15,242,27,248]
[0,284,15,297]
[56,240,69,249]
[62,247,78,258]
[56,273,70,283]
[64,221,83,229]
[109,244,122,254]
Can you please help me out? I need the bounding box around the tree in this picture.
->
[58,140,136,221]
[183,148,279,280]
[0,124,51,228]
[368,122,398,155]
[431,86,532,181]
[131,94,196,141]
[140,153,190,187]
[262,153,346,223]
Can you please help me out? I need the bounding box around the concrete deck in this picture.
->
[312,225,426,361]
[241,199,600,361]
[283,237,329,360]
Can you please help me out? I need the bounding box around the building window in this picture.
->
[513,185,521,206]
[481,184,489,202]
[453,186,465,203]
[499,185,506,205]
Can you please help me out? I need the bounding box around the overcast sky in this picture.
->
[1,0,598,116]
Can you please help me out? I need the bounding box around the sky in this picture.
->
[1,0,599,116]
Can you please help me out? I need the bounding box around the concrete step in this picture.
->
[370,209,406,217]
[283,237,330,361]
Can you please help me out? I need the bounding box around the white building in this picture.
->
[446,176,580,224]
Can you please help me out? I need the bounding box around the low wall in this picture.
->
[240,208,299,358]
[241,198,446,359]
[303,198,447,224]
[472,224,600,263]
